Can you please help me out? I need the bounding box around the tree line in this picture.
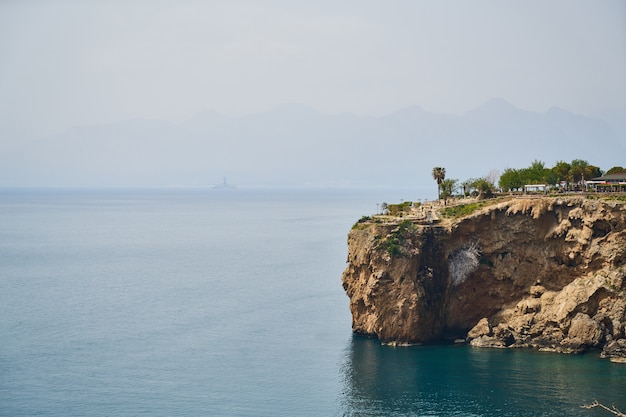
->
[499,159,606,192]
[432,161,625,202]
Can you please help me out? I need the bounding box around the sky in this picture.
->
[1,0,625,140]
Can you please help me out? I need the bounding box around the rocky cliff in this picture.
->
[342,196,626,360]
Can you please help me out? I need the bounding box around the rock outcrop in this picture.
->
[342,196,626,358]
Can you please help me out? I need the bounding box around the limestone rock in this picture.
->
[467,317,490,339]
[562,313,603,350]
[601,339,626,362]
[469,335,506,348]
[342,196,626,358]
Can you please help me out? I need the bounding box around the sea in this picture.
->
[0,187,624,417]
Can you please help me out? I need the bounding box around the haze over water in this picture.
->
[1,1,625,189]
[1,188,624,416]
[1,2,625,414]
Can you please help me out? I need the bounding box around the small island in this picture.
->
[342,161,626,361]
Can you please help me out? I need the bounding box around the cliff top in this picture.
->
[367,194,626,229]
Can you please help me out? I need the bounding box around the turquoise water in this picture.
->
[343,337,625,416]
[0,188,624,416]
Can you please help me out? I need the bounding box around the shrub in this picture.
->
[376,220,417,257]
[386,201,414,216]
[441,203,483,218]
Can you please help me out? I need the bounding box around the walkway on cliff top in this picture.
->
[375,192,626,227]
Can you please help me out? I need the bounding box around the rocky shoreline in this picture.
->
[342,196,626,359]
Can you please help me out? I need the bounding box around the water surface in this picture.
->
[0,188,623,416]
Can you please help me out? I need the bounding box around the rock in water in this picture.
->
[342,197,626,358]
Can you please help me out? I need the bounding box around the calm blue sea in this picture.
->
[0,188,624,417]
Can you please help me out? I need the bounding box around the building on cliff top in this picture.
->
[589,173,626,192]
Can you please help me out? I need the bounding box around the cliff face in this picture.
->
[342,197,626,359]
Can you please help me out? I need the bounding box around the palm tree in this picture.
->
[439,178,458,205]
[432,167,446,202]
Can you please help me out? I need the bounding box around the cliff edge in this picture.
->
[342,196,626,360]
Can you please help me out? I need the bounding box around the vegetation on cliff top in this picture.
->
[587,194,626,202]
[355,160,624,227]
[431,160,625,202]
[439,201,493,219]
[374,219,417,257]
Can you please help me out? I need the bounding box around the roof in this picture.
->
[592,173,626,181]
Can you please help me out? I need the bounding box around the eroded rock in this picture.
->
[342,196,626,358]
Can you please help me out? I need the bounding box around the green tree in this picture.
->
[461,179,473,196]
[439,178,458,205]
[585,164,602,180]
[568,159,602,189]
[544,169,558,186]
[528,159,557,185]
[569,159,590,183]
[606,166,626,175]
[432,167,446,202]
[472,177,494,199]
[499,168,523,192]
[526,160,547,184]
[552,160,571,183]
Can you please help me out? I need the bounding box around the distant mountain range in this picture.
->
[1,99,624,188]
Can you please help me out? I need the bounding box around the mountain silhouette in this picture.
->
[1,100,623,187]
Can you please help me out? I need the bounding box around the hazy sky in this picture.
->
[1,0,625,138]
